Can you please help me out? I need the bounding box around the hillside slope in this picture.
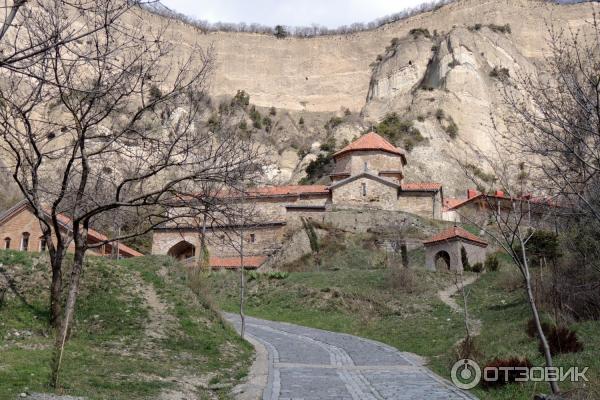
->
[0,252,252,399]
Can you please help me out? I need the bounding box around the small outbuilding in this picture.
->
[423,226,488,271]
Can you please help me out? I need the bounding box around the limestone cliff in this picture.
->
[135,0,595,194]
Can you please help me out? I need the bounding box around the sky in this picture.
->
[160,0,431,29]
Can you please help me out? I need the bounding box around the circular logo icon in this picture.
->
[451,359,481,390]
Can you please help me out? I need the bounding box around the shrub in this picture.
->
[274,25,287,39]
[386,267,417,293]
[249,106,262,129]
[445,120,458,138]
[468,23,483,31]
[267,271,289,280]
[489,66,510,80]
[484,253,500,272]
[480,357,533,388]
[303,153,334,183]
[319,136,336,152]
[471,262,484,273]
[148,85,162,103]
[488,23,511,34]
[417,115,425,122]
[461,246,471,271]
[232,90,250,107]
[269,106,277,116]
[409,27,431,38]
[344,108,351,116]
[435,108,445,120]
[541,325,584,356]
[298,116,304,125]
[263,116,272,131]
[325,116,343,130]
[374,113,425,151]
[526,317,551,338]
[238,120,247,131]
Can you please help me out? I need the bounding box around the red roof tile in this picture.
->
[209,255,267,269]
[423,226,488,247]
[401,182,442,192]
[333,132,406,160]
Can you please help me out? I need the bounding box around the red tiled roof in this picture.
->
[209,255,267,269]
[401,183,442,192]
[443,198,464,210]
[423,226,488,247]
[333,132,406,160]
[245,185,329,198]
[53,210,143,257]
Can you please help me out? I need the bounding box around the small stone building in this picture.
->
[423,226,488,272]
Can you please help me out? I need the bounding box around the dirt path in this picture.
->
[438,274,482,337]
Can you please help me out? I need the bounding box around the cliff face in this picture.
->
[142,0,592,112]
[131,0,594,194]
[1,0,595,204]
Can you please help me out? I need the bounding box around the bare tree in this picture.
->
[0,0,260,388]
[457,152,561,395]
[502,8,600,226]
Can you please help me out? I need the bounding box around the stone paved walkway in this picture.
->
[225,314,477,400]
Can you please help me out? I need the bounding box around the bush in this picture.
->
[445,120,458,138]
[374,113,425,151]
[263,116,272,131]
[489,66,510,80]
[461,246,470,271]
[298,116,304,125]
[484,253,500,272]
[488,23,511,34]
[267,271,289,280]
[269,106,277,116]
[249,106,262,129]
[526,317,551,338]
[480,357,533,388]
[435,108,445,120]
[417,115,425,122]
[471,262,484,273]
[232,90,250,107]
[274,25,287,39]
[468,23,483,31]
[409,27,431,38]
[303,153,334,183]
[325,116,343,130]
[541,325,584,356]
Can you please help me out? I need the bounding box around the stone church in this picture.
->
[152,132,444,268]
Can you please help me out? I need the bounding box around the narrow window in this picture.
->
[21,232,30,251]
[40,237,47,252]
[361,182,367,197]
[363,161,368,171]
[249,233,256,243]
[4,237,10,249]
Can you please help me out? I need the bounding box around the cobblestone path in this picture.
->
[225,314,477,400]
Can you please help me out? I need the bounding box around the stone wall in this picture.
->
[152,224,286,258]
[331,177,398,211]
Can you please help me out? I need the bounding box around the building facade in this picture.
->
[0,200,142,258]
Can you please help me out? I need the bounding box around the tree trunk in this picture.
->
[520,237,560,394]
[49,250,64,328]
[50,243,86,389]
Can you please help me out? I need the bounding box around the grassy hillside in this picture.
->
[0,251,252,400]
[208,237,599,400]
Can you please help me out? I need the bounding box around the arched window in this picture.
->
[4,237,10,249]
[39,236,47,252]
[20,232,30,251]
[361,182,367,197]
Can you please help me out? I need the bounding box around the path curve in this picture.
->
[225,314,477,400]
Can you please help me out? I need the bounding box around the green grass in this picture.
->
[208,247,599,400]
[0,252,252,399]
